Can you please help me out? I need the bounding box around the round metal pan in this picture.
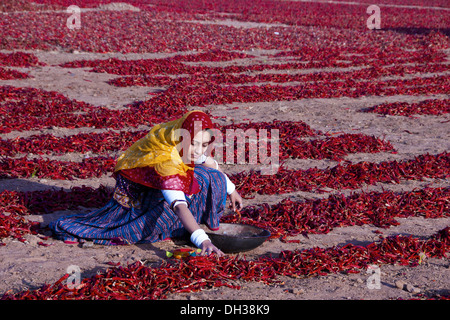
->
[202,223,271,253]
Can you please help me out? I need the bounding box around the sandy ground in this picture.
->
[0,2,449,301]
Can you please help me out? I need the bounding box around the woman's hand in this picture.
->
[200,239,224,256]
[228,190,243,212]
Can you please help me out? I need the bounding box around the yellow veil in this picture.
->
[114,110,210,178]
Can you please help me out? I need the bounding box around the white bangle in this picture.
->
[190,229,210,248]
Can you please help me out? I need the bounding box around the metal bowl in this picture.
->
[202,223,271,253]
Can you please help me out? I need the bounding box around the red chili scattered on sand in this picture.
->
[1,0,449,301]
[1,227,448,300]
[230,152,449,197]
[222,187,450,240]
[363,99,450,116]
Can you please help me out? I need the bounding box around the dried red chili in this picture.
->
[222,187,450,240]
[231,152,449,197]
[2,227,448,300]
[363,99,450,116]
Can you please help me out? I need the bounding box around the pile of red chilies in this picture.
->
[0,84,185,134]
[0,151,447,187]
[220,122,394,162]
[65,46,445,83]
[0,68,29,80]
[2,0,448,53]
[0,185,112,216]
[280,133,394,162]
[221,132,395,163]
[2,47,448,134]
[231,152,449,197]
[102,46,447,87]
[109,63,450,88]
[222,187,450,241]
[172,49,254,62]
[0,120,317,156]
[0,156,116,180]
[25,0,450,32]
[61,50,253,72]
[0,186,108,242]
[0,9,340,53]
[2,227,448,300]
[0,212,39,244]
[3,73,447,134]
[0,130,147,156]
[71,48,444,76]
[0,0,60,12]
[0,52,42,67]
[1,185,447,243]
[0,52,42,80]
[364,99,450,116]
[0,85,96,134]
[0,186,112,242]
[0,127,394,163]
[135,75,450,106]
[178,0,449,30]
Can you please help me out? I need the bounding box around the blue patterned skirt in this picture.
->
[49,166,227,245]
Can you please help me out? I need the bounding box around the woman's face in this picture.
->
[186,130,212,163]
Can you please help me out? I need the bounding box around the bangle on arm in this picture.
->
[163,189,210,248]
[162,189,187,210]
[190,228,210,248]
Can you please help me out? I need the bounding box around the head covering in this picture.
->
[114,110,214,194]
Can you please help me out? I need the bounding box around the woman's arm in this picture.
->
[161,189,223,255]
[174,203,223,256]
